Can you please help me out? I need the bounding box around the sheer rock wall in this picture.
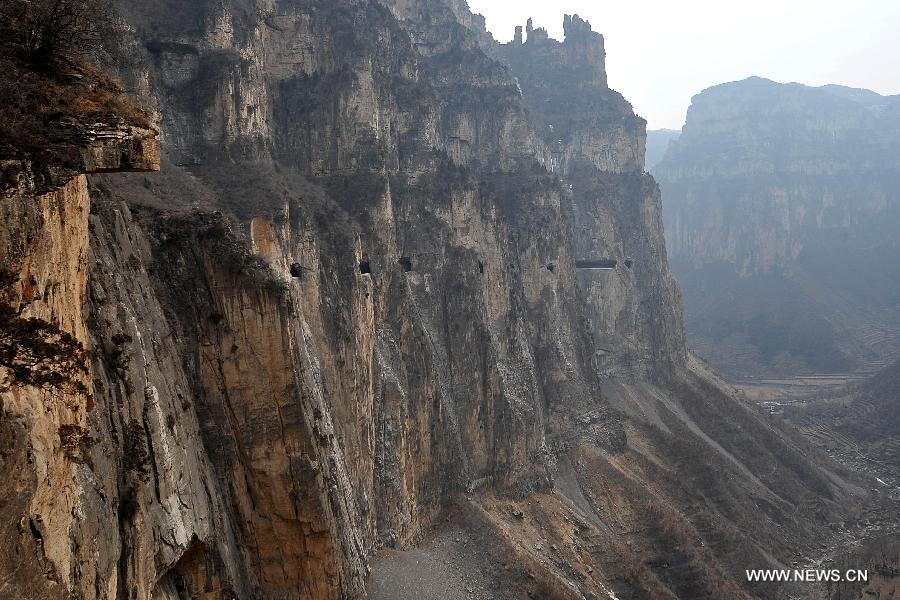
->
[655,77,900,376]
[0,4,875,600]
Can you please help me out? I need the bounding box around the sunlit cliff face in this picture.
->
[0,3,886,599]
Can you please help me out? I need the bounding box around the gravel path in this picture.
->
[367,514,535,600]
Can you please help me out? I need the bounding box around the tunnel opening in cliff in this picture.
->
[1,3,879,599]
[575,259,617,269]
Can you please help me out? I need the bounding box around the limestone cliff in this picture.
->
[1,66,161,598]
[0,4,885,600]
[655,77,900,376]
[500,15,686,379]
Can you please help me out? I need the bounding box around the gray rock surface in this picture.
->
[1,5,887,600]
[655,77,900,376]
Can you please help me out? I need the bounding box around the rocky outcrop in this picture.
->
[1,4,884,600]
[655,77,900,376]
[500,16,686,379]
[1,112,160,599]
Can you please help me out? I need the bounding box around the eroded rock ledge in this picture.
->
[0,3,883,600]
[1,79,160,600]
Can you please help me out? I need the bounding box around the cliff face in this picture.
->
[0,4,882,600]
[655,77,900,376]
[1,95,161,599]
[499,15,686,379]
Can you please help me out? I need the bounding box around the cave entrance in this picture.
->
[290,263,303,278]
[398,257,412,272]
[359,261,372,275]
[575,259,617,269]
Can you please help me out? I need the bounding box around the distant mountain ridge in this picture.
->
[0,6,889,598]
[655,77,900,377]
[645,128,680,170]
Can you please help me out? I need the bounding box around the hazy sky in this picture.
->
[466,0,900,129]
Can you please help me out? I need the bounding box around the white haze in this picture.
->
[466,0,900,129]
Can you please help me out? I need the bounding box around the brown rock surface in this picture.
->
[0,3,891,600]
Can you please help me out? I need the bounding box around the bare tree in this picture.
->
[0,0,121,69]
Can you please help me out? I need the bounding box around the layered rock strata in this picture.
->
[655,77,900,376]
[0,4,883,600]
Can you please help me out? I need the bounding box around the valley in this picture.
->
[0,2,897,599]
[734,372,900,600]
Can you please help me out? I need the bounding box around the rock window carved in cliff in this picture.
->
[575,259,617,270]
[359,261,372,275]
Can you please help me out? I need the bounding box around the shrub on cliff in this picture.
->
[121,420,151,483]
[0,303,89,399]
[0,0,122,70]
[0,1,144,172]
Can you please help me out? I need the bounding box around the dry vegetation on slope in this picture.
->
[0,1,895,599]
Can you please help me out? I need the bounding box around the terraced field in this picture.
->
[734,371,900,599]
